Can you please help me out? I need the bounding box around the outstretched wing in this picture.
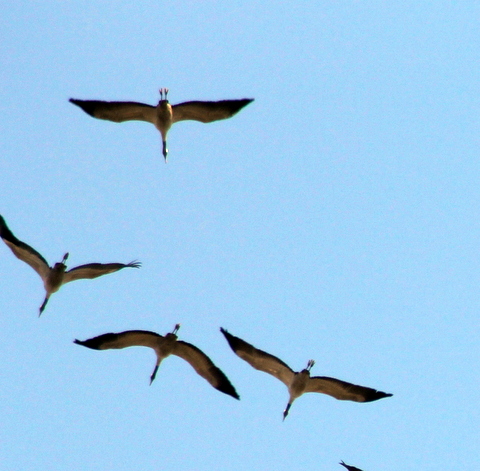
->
[74,330,163,350]
[70,99,156,124]
[173,340,239,399]
[220,328,294,386]
[64,260,141,283]
[172,99,253,123]
[306,376,393,402]
[0,215,50,280]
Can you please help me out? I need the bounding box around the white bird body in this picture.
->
[220,328,392,419]
[70,88,254,161]
[75,325,240,400]
[0,215,140,315]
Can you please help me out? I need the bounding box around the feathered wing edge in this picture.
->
[0,215,50,279]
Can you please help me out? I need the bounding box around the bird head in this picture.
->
[304,359,315,373]
[53,252,69,270]
[159,88,169,103]
[165,323,181,340]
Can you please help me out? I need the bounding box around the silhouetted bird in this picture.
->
[340,460,364,471]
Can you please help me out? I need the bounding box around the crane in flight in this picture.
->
[220,328,392,420]
[0,215,140,316]
[70,88,254,161]
[75,324,240,400]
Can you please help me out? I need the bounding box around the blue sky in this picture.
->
[1,2,479,470]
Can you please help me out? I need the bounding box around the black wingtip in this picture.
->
[0,215,16,242]
[220,327,248,355]
[365,390,393,402]
[219,382,240,400]
[73,333,117,350]
[69,98,97,118]
[339,461,363,471]
[232,98,254,114]
[220,327,235,346]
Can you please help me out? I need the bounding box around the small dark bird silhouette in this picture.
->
[340,460,364,471]
[70,88,254,161]
[75,324,240,400]
[220,328,392,420]
[0,215,140,315]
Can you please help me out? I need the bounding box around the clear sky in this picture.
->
[1,2,479,470]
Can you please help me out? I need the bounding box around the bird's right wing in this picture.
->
[70,99,156,124]
[74,330,163,350]
[0,215,50,280]
[220,328,294,386]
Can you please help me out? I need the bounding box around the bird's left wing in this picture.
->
[172,99,253,123]
[64,261,141,283]
[173,340,240,399]
[306,376,393,402]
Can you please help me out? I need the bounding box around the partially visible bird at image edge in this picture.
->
[339,460,364,471]
[0,215,141,316]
